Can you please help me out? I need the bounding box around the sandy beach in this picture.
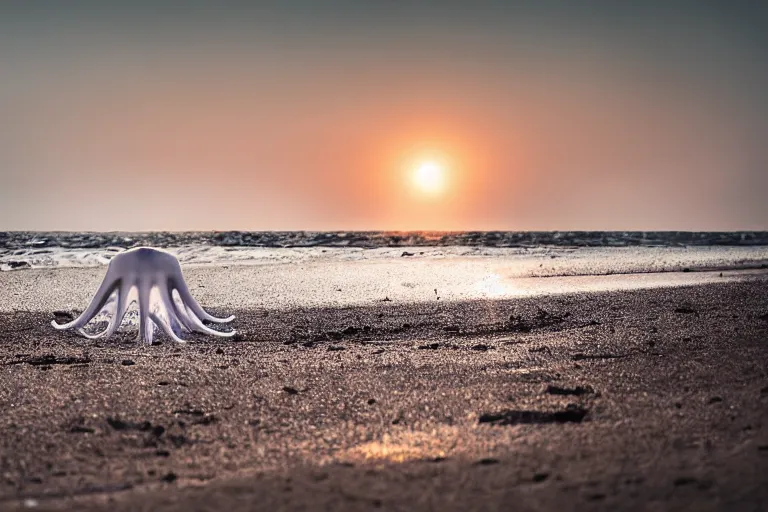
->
[4,0,768,509]
[1,260,767,511]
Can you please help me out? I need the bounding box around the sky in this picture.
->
[1,1,767,231]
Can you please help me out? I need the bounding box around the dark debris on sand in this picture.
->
[6,353,92,366]
[571,352,628,361]
[478,404,589,425]
[546,385,595,396]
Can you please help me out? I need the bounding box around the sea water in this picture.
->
[1,231,767,276]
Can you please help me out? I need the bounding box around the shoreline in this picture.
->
[1,280,767,510]
[3,243,768,274]
[1,256,767,315]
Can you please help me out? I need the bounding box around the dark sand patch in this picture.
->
[0,281,767,510]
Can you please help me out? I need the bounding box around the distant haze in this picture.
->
[1,1,767,231]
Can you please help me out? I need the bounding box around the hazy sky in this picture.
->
[1,1,767,231]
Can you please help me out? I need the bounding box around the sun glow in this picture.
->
[412,161,446,195]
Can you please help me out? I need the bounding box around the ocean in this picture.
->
[2,230,767,250]
[1,231,767,274]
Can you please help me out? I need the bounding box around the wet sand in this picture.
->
[1,256,765,313]
[1,268,767,511]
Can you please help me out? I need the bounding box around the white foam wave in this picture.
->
[1,244,767,278]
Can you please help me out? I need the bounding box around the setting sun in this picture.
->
[412,161,446,195]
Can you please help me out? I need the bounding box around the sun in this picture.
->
[412,161,446,195]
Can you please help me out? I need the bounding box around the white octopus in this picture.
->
[52,247,235,343]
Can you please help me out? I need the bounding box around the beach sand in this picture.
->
[1,263,767,511]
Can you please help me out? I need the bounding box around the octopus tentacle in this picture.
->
[167,313,185,338]
[160,284,195,333]
[171,275,235,324]
[172,291,198,332]
[78,292,118,339]
[51,275,120,331]
[145,322,155,345]
[165,285,233,338]
[80,282,133,339]
[160,290,191,338]
[149,312,187,344]
[137,281,152,343]
[183,304,236,338]
[108,282,133,338]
